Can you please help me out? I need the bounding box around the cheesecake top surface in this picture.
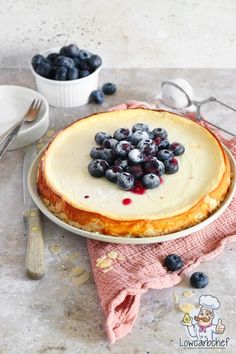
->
[43,109,225,220]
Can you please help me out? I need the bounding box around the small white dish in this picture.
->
[28,145,236,245]
[30,47,101,108]
[0,85,49,150]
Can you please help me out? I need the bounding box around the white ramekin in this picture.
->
[30,47,101,108]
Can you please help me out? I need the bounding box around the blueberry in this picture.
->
[144,157,165,176]
[190,272,209,288]
[35,62,52,78]
[78,60,90,71]
[156,149,174,161]
[79,69,90,78]
[102,82,117,95]
[152,127,168,139]
[157,139,170,150]
[117,172,135,190]
[142,173,160,189]
[88,159,109,177]
[114,141,132,157]
[55,66,68,81]
[114,158,129,170]
[88,54,102,71]
[60,46,69,56]
[78,49,92,61]
[90,147,104,159]
[169,142,185,156]
[128,149,144,165]
[105,166,123,183]
[31,54,46,69]
[164,254,184,271]
[102,138,118,149]
[164,158,179,174]
[148,131,155,140]
[68,67,79,80]
[126,165,144,180]
[113,128,131,141]
[73,57,81,67]
[100,148,115,164]
[137,139,157,156]
[47,53,59,63]
[55,56,75,69]
[89,90,105,104]
[131,130,150,145]
[132,123,149,133]
[94,132,111,145]
[49,66,58,80]
[66,44,80,58]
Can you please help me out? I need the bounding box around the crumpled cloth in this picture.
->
[87,101,236,343]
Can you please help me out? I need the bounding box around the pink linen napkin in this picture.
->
[87,101,236,343]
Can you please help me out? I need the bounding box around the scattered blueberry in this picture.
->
[126,165,144,180]
[102,82,117,95]
[169,142,185,156]
[132,123,149,133]
[88,54,102,71]
[88,159,109,177]
[190,272,209,288]
[156,149,174,161]
[31,54,46,69]
[144,157,165,176]
[102,138,118,149]
[113,128,132,141]
[115,141,132,158]
[35,62,52,78]
[117,172,135,191]
[66,44,80,58]
[78,49,92,61]
[89,90,105,104]
[68,67,79,80]
[105,166,123,183]
[90,147,104,159]
[95,132,111,145]
[114,158,129,170]
[164,254,184,271]
[128,149,144,165]
[55,55,75,69]
[79,69,90,78]
[142,173,160,189]
[55,66,68,81]
[164,158,179,174]
[152,127,168,139]
[131,130,149,145]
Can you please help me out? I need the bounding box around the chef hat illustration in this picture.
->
[199,295,220,311]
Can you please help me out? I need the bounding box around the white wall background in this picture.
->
[0,0,236,68]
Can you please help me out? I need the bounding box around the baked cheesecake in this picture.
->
[37,109,231,237]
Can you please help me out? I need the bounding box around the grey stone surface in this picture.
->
[0,69,236,354]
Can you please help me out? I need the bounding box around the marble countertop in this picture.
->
[0,69,235,354]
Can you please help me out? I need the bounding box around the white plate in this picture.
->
[0,85,49,149]
[28,145,236,244]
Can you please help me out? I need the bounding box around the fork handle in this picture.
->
[0,120,24,160]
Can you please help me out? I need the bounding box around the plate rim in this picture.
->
[28,144,236,244]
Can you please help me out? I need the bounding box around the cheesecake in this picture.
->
[37,109,231,237]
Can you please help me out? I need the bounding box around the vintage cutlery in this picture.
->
[23,143,45,280]
[0,99,42,160]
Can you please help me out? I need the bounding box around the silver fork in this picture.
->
[0,99,42,160]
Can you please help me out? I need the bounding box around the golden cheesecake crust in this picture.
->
[37,109,231,237]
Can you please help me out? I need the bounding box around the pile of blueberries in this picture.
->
[31,43,102,81]
[88,122,185,190]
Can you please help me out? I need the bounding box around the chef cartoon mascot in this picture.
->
[182,295,225,340]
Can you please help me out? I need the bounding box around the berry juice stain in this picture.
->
[84,195,90,199]
[122,198,132,205]
[131,181,146,195]
[160,177,164,184]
